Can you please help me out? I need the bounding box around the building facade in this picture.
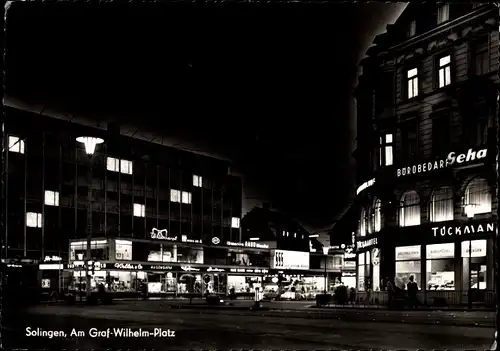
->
[353,3,498,305]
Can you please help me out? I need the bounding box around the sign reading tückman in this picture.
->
[431,222,495,237]
[397,148,487,177]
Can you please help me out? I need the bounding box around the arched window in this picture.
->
[373,199,382,232]
[399,191,421,227]
[464,178,491,216]
[430,186,454,222]
[360,208,368,236]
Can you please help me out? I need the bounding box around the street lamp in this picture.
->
[465,203,476,310]
[322,246,329,294]
[77,136,104,300]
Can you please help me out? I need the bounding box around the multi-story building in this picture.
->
[3,107,272,297]
[353,3,497,306]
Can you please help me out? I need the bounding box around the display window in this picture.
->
[147,272,177,293]
[177,246,203,264]
[70,240,109,261]
[357,251,371,291]
[227,275,262,294]
[203,273,227,294]
[461,240,487,290]
[177,273,202,294]
[426,243,455,291]
[395,245,422,290]
[115,240,132,260]
[148,245,177,262]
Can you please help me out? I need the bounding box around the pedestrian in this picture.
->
[229,286,236,300]
[407,275,419,308]
[349,287,356,304]
[142,282,148,300]
[386,277,394,308]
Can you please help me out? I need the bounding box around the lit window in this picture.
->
[231,217,240,229]
[373,199,382,232]
[379,133,393,166]
[106,157,133,175]
[26,212,42,228]
[437,4,449,24]
[133,203,145,217]
[8,136,25,154]
[407,20,416,37]
[359,208,367,236]
[430,187,454,222]
[407,68,419,99]
[170,189,181,203]
[464,178,491,216]
[193,175,203,187]
[438,55,451,88]
[399,191,421,227]
[181,191,192,204]
[44,190,60,206]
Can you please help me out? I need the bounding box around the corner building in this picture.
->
[353,4,498,306]
[4,107,272,297]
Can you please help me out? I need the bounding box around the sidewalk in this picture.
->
[310,303,495,312]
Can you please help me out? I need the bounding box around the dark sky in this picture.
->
[4,2,406,229]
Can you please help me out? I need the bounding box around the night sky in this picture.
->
[4,2,406,229]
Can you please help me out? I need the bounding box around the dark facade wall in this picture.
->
[5,108,242,260]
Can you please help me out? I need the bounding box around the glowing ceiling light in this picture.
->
[76,136,104,155]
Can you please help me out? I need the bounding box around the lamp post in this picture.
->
[465,204,476,310]
[76,136,104,300]
[323,246,329,294]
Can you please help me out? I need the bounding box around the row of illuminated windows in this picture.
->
[8,136,205,188]
[26,210,241,229]
[359,178,492,235]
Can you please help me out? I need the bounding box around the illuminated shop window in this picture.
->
[399,191,421,227]
[373,199,382,232]
[193,175,203,187]
[170,189,181,203]
[231,217,240,229]
[438,55,451,88]
[464,178,491,216]
[107,157,133,175]
[407,68,419,99]
[9,136,25,154]
[426,243,455,291]
[133,203,145,217]
[26,212,42,228]
[430,187,453,222]
[44,190,60,207]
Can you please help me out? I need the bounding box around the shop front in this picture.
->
[355,236,381,291]
[388,220,496,305]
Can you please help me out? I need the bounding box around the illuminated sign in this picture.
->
[397,148,488,177]
[41,279,51,288]
[114,263,143,270]
[39,264,64,270]
[212,237,221,245]
[461,240,487,258]
[356,178,375,195]
[229,268,269,274]
[226,241,269,249]
[356,238,378,250]
[44,255,62,262]
[181,265,200,272]
[431,222,495,237]
[342,272,356,277]
[426,243,454,259]
[395,245,421,260]
[148,265,173,271]
[207,267,225,272]
[271,250,309,270]
[150,228,177,241]
[181,235,202,244]
[7,264,22,268]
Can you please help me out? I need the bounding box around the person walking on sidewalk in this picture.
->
[407,275,419,308]
[386,277,394,308]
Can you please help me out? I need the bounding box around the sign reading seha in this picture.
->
[397,148,488,177]
[271,250,309,270]
[356,238,378,250]
[431,222,495,237]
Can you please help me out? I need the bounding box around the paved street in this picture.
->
[4,302,495,350]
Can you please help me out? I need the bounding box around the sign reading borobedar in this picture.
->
[397,148,488,177]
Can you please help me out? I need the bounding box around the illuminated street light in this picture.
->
[76,136,104,155]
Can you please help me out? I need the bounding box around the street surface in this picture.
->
[4,301,495,350]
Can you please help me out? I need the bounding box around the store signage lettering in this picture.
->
[44,255,62,262]
[7,264,22,268]
[149,265,173,270]
[431,222,495,237]
[229,268,269,274]
[207,267,225,272]
[181,265,200,272]
[397,148,488,177]
[150,228,177,241]
[356,238,378,250]
[342,272,356,277]
[226,241,270,249]
[181,235,202,244]
[271,250,309,270]
[461,240,487,258]
[395,245,421,261]
[356,178,375,195]
[114,263,143,270]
